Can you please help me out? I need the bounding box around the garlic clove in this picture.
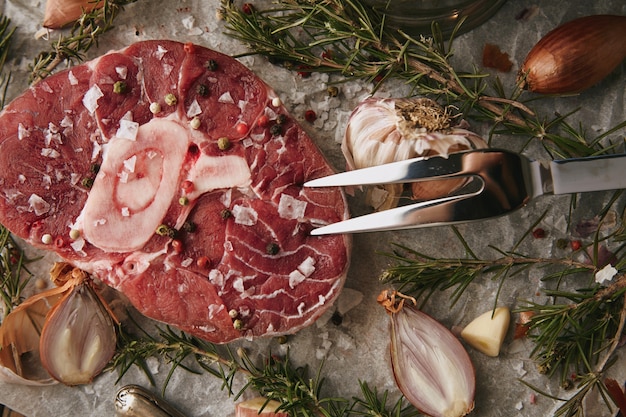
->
[461,307,510,357]
[379,291,475,417]
[235,397,289,417]
[39,280,117,385]
[519,15,626,94]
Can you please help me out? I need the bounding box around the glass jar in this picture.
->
[362,0,507,36]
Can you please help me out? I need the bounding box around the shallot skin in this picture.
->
[519,15,626,94]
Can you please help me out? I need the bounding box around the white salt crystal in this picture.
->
[595,263,618,284]
[218,91,234,104]
[123,155,137,173]
[28,194,51,216]
[278,193,307,220]
[82,84,104,114]
[186,99,202,118]
[297,256,316,277]
[116,119,139,141]
[115,66,128,80]
[289,270,306,289]
[232,204,258,226]
[68,71,78,85]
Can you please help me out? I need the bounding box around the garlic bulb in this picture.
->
[378,290,475,417]
[342,97,487,210]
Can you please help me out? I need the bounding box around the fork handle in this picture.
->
[550,154,626,195]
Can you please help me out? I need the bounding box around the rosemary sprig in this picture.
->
[219,0,623,157]
[30,0,137,83]
[112,319,418,416]
[0,225,34,314]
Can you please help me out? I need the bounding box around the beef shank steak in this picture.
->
[0,40,351,343]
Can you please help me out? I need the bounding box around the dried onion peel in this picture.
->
[518,15,626,94]
[342,97,487,210]
[377,290,475,417]
[0,291,63,385]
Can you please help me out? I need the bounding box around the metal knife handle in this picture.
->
[550,153,626,195]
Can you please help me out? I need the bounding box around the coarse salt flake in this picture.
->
[17,123,30,140]
[278,193,307,220]
[115,66,128,80]
[186,99,202,118]
[121,207,130,217]
[68,71,78,85]
[155,45,168,60]
[116,119,139,141]
[297,256,316,277]
[218,91,234,104]
[28,194,51,216]
[82,84,104,114]
[232,204,258,226]
[595,263,618,284]
[233,277,245,293]
[123,155,137,173]
[289,270,306,289]
[41,148,60,159]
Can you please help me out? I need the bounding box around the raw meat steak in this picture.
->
[0,40,351,343]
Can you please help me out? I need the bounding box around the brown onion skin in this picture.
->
[519,15,626,94]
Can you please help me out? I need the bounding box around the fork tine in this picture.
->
[310,192,478,235]
[304,152,468,188]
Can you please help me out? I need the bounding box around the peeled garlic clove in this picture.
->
[236,397,289,417]
[519,15,626,94]
[461,307,510,357]
[0,292,64,385]
[39,281,117,385]
[379,291,475,417]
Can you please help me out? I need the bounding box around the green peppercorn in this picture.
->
[164,93,177,106]
[113,81,128,94]
[217,137,231,150]
[327,86,339,97]
[81,177,94,189]
[221,209,232,219]
[90,163,101,174]
[155,224,177,238]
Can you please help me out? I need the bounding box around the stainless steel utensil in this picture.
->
[304,149,626,235]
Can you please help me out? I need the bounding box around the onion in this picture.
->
[342,97,487,210]
[377,290,475,417]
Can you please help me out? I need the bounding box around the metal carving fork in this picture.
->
[304,149,626,235]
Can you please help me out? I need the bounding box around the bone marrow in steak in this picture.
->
[0,41,351,343]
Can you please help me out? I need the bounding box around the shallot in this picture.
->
[342,97,487,210]
[377,290,475,417]
[0,262,117,386]
[518,15,626,94]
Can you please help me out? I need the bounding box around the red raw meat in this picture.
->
[0,41,351,343]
